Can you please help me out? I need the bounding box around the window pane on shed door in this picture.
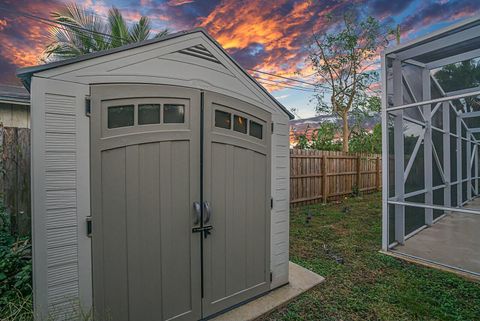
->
[138,104,160,125]
[234,115,247,133]
[249,121,263,139]
[108,105,134,128]
[164,104,185,123]
[215,110,231,129]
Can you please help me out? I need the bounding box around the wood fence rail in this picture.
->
[290,149,381,207]
[0,126,31,236]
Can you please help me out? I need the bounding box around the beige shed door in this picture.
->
[90,85,271,321]
[90,84,202,321]
[202,91,271,316]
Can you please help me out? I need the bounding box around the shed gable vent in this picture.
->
[178,44,221,64]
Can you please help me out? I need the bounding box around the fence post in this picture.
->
[322,153,328,203]
[376,156,381,191]
[356,155,361,192]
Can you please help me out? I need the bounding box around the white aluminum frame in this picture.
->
[381,16,480,276]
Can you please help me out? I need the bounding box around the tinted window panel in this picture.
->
[164,104,185,123]
[108,105,134,128]
[138,104,160,125]
[215,110,231,129]
[249,121,263,139]
[234,115,247,134]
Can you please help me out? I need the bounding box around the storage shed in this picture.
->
[18,28,293,320]
[381,17,480,278]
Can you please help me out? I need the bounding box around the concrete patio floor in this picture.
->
[392,199,480,276]
[211,262,325,321]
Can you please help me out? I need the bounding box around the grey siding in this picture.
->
[31,77,90,320]
[271,114,290,287]
[44,92,78,317]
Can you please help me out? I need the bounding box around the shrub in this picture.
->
[0,200,33,320]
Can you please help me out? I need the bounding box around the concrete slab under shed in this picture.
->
[210,262,325,321]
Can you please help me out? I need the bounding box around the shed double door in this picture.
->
[90,84,271,321]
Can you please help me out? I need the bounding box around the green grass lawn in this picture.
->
[263,193,480,321]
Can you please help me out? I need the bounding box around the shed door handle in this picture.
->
[193,201,201,225]
[203,201,211,223]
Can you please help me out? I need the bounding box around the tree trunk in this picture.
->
[342,113,349,152]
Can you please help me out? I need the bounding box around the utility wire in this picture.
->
[253,76,316,91]
[255,77,315,91]
[248,68,316,86]
[256,80,315,93]
[248,68,333,92]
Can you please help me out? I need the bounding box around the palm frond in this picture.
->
[153,28,169,39]
[45,2,110,60]
[108,7,129,47]
[43,2,169,61]
[129,16,151,43]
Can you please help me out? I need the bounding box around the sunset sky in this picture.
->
[0,0,479,118]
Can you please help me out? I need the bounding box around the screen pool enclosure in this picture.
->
[381,16,480,278]
[18,28,292,320]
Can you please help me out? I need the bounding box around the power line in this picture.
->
[253,76,316,91]
[256,80,315,93]
[253,75,315,92]
[256,80,313,92]
[248,68,333,92]
[248,69,316,86]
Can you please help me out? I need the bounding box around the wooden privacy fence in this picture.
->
[0,126,31,236]
[290,149,381,207]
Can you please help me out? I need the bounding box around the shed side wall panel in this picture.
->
[270,113,290,288]
[31,77,90,320]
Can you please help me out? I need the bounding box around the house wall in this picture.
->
[30,30,290,319]
[0,102,30,128]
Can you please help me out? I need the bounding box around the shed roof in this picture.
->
[17,28,294,119]
[0,84,30,105]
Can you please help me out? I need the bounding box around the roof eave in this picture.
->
[0,97,30,105]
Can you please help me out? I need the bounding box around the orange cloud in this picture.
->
[0,18,49,67]
[198,0,342,92]
[0,19,7,31]
[168,0,195,6]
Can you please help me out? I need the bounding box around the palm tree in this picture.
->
[44,3,168,61]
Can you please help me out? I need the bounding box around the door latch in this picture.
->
[192,225,213,238]
[86,217,92,237]
[85,96,91,117]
